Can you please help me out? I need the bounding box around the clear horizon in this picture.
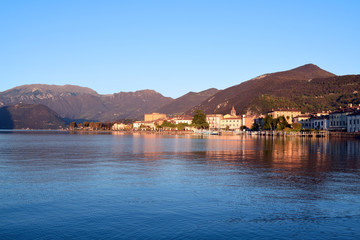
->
[1,1,359,98]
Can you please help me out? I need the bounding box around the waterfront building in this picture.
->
[329,107,356,131]
[298,119,311,129]
[112,123,130,130]
[220,117,242,130]
[294,114,312,129]
[169,115,193,125]
[144,113,167,122]
[347,112,360,132]
[268,108,301,124]
[220,107,242,130]
[242,114,264,129]
[133,121,156,130]
[294,114,311,122]
[206,114,223,130]
[212,107,261,130]
[311,115,329,130]
[296,113,329,130]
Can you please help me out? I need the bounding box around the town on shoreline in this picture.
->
[68,103,360,138]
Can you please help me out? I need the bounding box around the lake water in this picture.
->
[0,131,360,239]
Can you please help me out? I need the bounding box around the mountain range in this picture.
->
[1,63,360,129]
[0,85,172,121]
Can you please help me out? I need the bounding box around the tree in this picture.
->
[102,122,113,130]
[275,116,290,130]
[263,115,274,130]
[240,125,248,131]
[292,122,302,131]
[69,122,77,130]
[251,123,260,131]
[89,122,102,130]
[263,115,290,131]
[176,123,189,130]
[161,120,176,129]
[192,110,209,129]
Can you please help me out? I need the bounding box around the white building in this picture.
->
[347,113,360,132]
[133,121,156,130]
[296,114,329,130]
[295,114,312,129]
[112,123,129,130]
[329,108,356,131]
[169,115,193,125]
[311,116,329,130]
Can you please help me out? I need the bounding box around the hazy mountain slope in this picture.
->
[0,84,98,100]
[99,90,173,120]
[156,88,219,114]
[0,85,173,121]
[0,104,67,129]
[0,84,103,120]
[188,64,337,115]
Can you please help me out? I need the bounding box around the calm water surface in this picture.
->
[0,131,360,239]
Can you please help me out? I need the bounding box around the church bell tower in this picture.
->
[230,106,236,116]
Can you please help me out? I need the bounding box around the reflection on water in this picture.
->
[0,131,360,239]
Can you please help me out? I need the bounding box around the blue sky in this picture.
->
[1,0,359,98]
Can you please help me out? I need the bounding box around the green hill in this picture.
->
[188,64,360,114]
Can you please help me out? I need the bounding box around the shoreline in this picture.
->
[1,129,360,139]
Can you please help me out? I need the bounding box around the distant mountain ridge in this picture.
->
[250,64,335,82]
[155,88,219,114]
[0,104,67,129]
[1,84,98,99]
[0,85,173,121]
